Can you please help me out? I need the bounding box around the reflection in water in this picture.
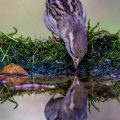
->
[0,63,28,87]
[44,76,88,120]
[0,72,120,120]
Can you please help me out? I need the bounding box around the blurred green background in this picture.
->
[0,0,120,38]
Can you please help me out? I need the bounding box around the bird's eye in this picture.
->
[70,87,74,93]
[55,117,60,120]
[48,0,50,3]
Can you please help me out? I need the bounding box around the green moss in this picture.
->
[86,20,120,68]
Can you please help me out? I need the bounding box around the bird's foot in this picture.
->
[52,33,61,44]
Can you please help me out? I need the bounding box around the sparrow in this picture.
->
[44,0,87,69]
[44,76,88,120]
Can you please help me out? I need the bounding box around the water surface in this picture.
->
[0,74,120,120]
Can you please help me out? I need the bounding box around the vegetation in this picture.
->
[0,21,120,74]
[87,20,120,69]
[0,21,120,109]
[0,75,120,111]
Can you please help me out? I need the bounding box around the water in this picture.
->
[0,95,120,120]
[0,74,120,120]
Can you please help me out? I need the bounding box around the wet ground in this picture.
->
[27,60,120,80]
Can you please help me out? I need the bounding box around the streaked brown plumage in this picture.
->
[44,0,87,68]
[44,76,88,120]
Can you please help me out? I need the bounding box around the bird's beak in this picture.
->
[72,76,80,86]
[72,57,80,69]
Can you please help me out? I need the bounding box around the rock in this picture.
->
[0,63,28,87]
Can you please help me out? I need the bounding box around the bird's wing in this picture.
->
[46,0,85,21]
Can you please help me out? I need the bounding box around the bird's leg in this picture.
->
[52,33,61,43]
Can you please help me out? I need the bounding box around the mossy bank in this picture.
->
[0,21,120,78]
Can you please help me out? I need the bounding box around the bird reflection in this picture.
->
[44,76,88,120]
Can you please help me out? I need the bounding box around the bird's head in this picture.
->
[59,15,87,69]
[63,76,88,112]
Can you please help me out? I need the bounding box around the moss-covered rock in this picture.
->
[0,22,120,76]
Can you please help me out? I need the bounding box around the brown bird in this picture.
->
[44,0,87,68]
[44,76,88,120]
